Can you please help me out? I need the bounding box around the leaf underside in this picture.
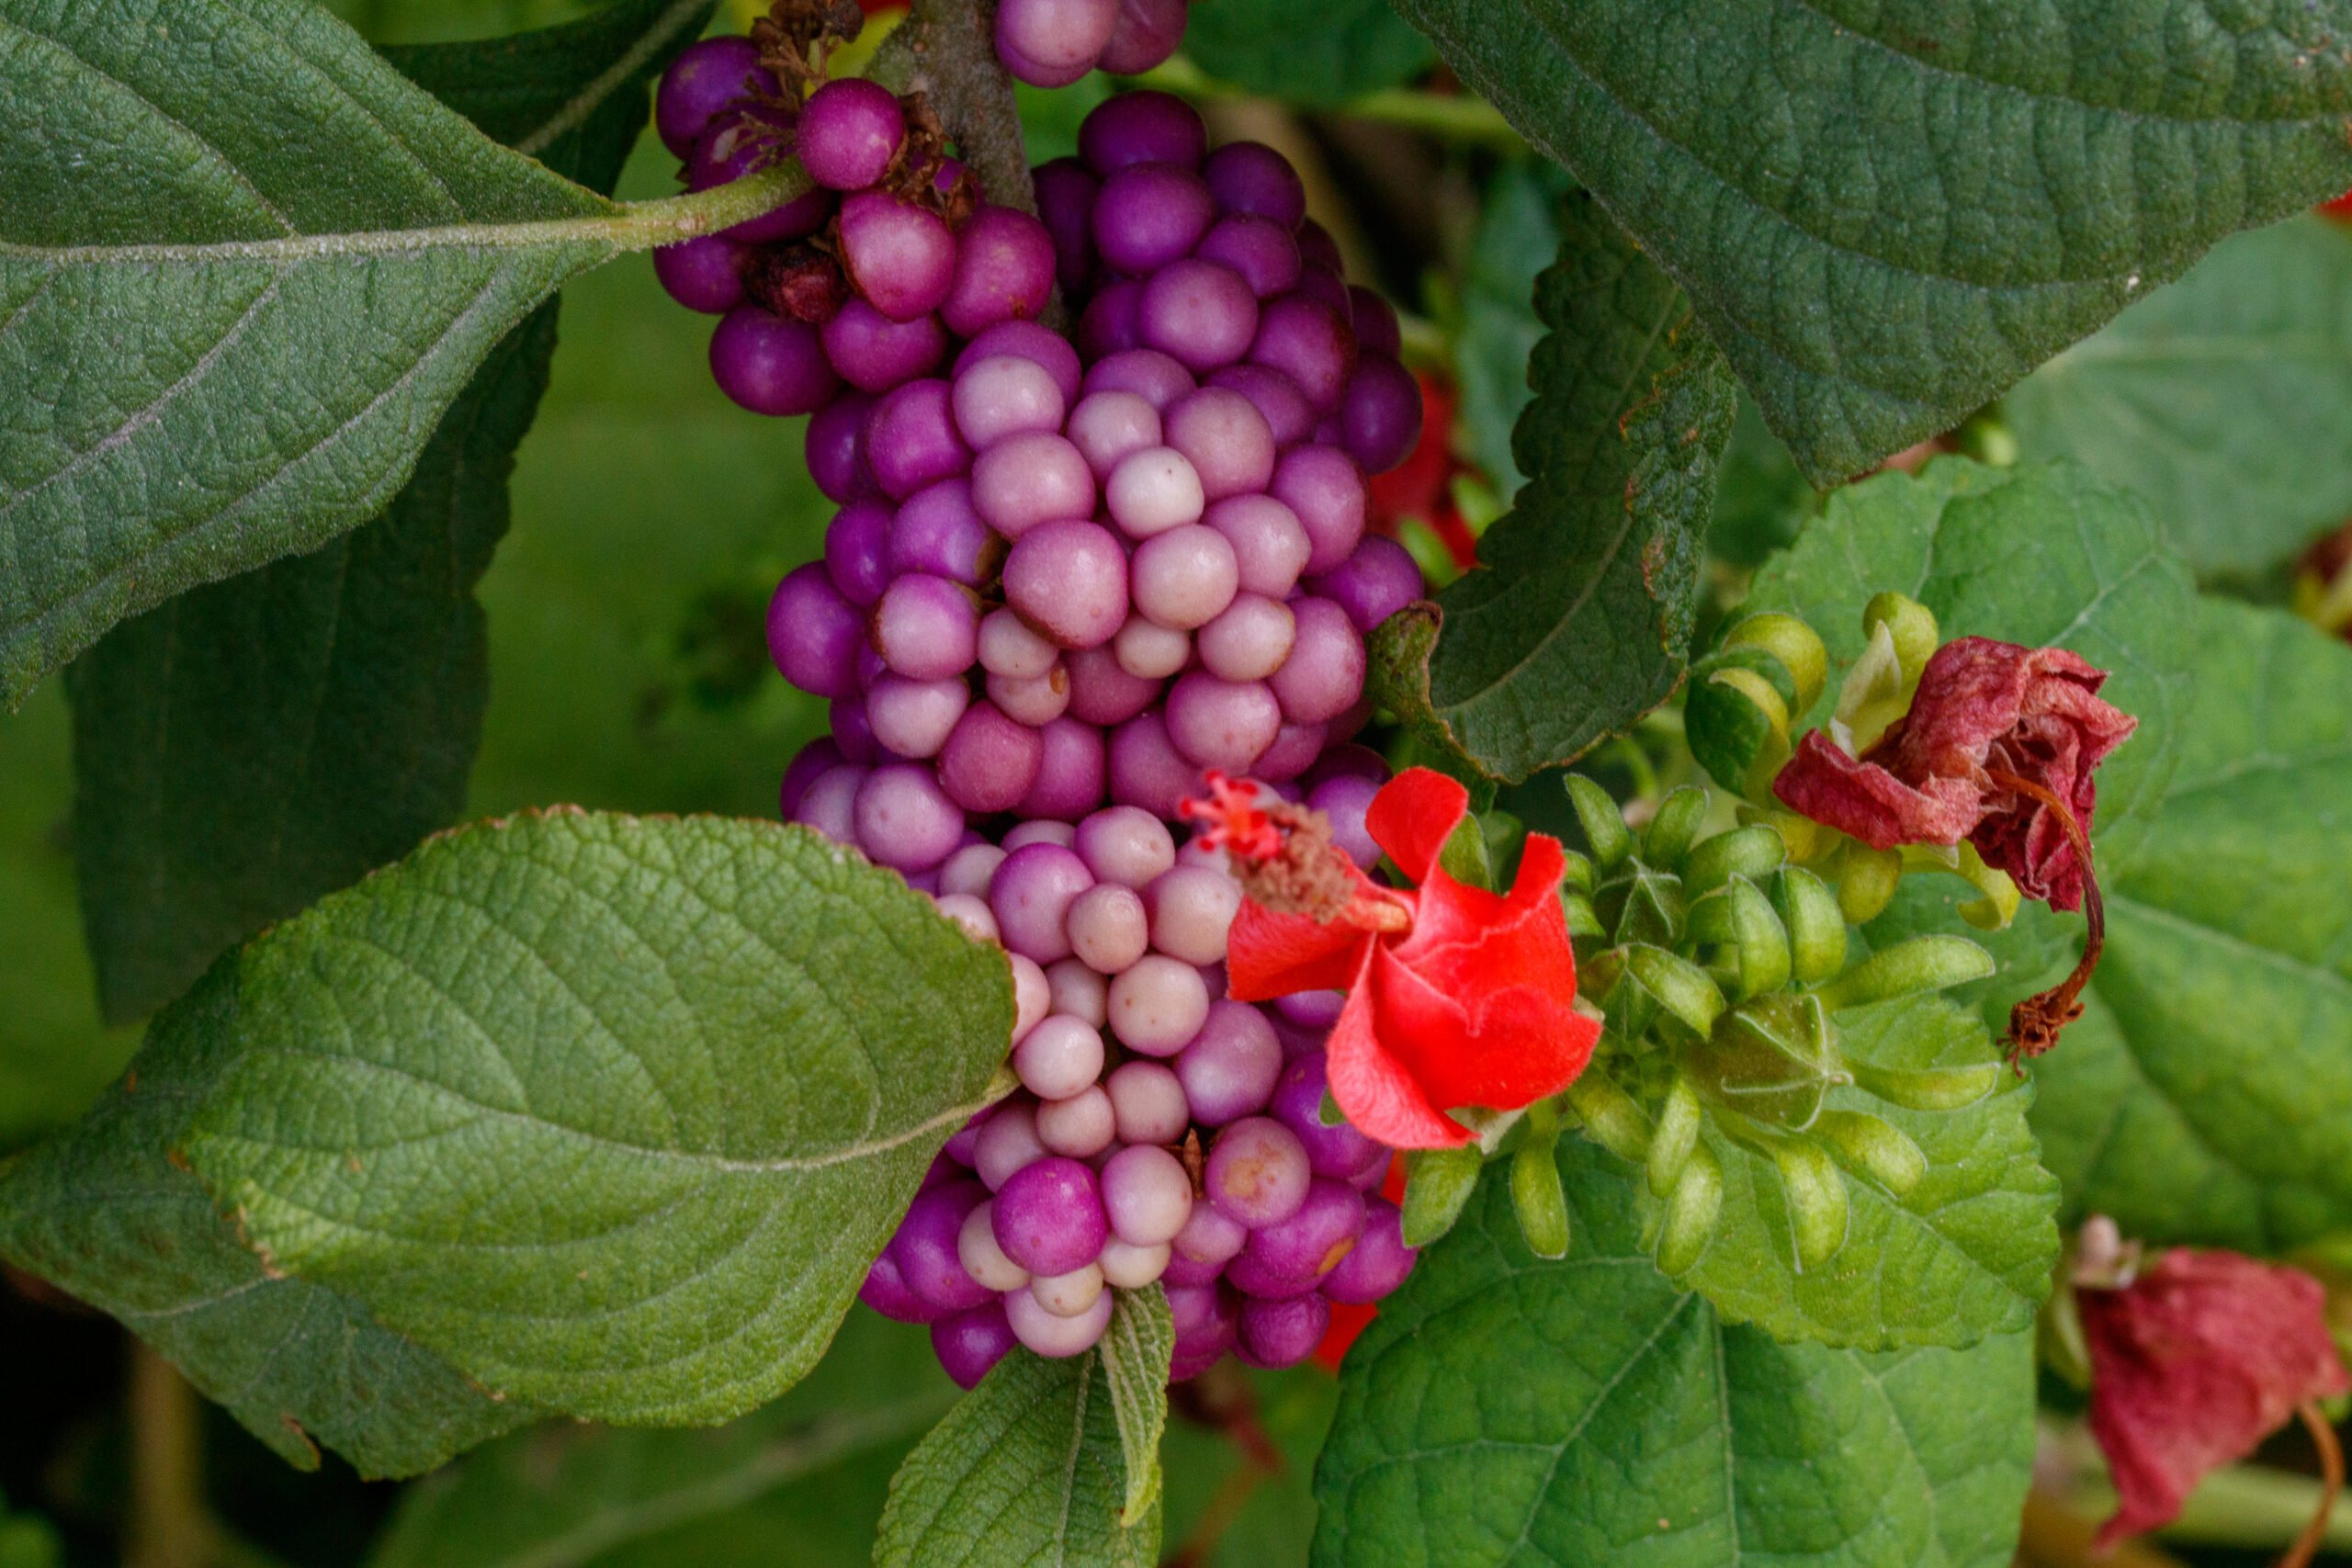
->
[1393,0,2352,484]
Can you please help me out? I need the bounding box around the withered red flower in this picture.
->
[1199,767,1598,1149]
[1772,637,2135,912]
[2082,1246,2349,1551]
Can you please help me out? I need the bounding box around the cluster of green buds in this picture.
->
[1688,592,2020,931]
[1400,771,2007,1279]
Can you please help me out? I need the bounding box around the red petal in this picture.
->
[1227,899,1373,1001]
[1364,768,1469,886]
[2084,1248,2351,1547]
[1771,730,1981,851]
[1325,952,1476,1147]
[1368,944,1597,1118]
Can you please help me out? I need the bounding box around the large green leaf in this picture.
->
[0,959,530,1476]
[2030,599,2352,1253]
[1742,457,2199,874]
[62,0,713,1026]
[1181,0,1434,104]
[2006,215,2352,576]
[1665,995,2059,1350]
[876,1291,1172,1568]
[1312,1142,2036,1568]
[1393,0,2352,484]
[1451,162,1568,494]
[0,0,775,704]
[175,811,1012,1426]
[1375,195,1737,782]
[367,1310,958,1568]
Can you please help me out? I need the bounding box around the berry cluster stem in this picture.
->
[874,0,1041,222]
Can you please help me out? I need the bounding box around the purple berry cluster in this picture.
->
[650,50,1431,1385]
[994,0,1189,88]
[855,797,1418,1385]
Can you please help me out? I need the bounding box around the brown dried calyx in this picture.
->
[745,240,849,322]
[752,0,865,92]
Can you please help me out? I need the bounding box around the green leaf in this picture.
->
[1180,0,1434,104]
[1312,1140,2036,1568]
[1102,1285,1176,1528]
[62,0,713,1025]
[1742,458,2199,874]
[2030,598,2352,1253]
[1665,995,2059,1350]
[0,0,773,705]
[2006,215,2352,576]
[366,1310,958,1568]
[0,961,529,1476]
[1392,0,2352,484]
[0,1494,59,1568]
[1375,195,1737,782]
[1451,162,1568,494]
[876,1292,1170,1568]
[171,810,1011,1426]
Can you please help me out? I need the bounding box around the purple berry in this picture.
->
[1032,156,1101,293]
[1271,1051,1387,1180]
[956,320,1086,403]
[1098,0,1188,75]
[1237,1292,1329,1368]
[1084,347,1196,411]
[1131,524,1239,630]
[1139,258,1261,372]
[1092,163,1216,276]
[1206,364,1317,447]
[1194,214,1304,301]
[1309,534,1424,632]
[1204,494,1313,598]
[1165,388,1276,502]
[932,1299,1017,1388]
[1325,1198,1416,1303]
[806,392,876,503]
[1165,670,1282,773]
[1250,293,1358,413]
[1340,353,1424,474]
[686,107,830,244]
[1206,1116,1311,1226]
[940,700,1047,815]
[860,1247,935,1323]
[1167,1280,1241,1376]
[711,306,840,416]
[1067,645,1159,727]
[1176,1000,1283,1125]
[1203,141,1307,229]
[1074,806,1177,888]
[889,479,1000,586]
[1144,864,1241,964]
[1349,285,1403,358]
[872,573,978,681]
[865,378,972,499]
[779,738,845,819]
[992,1156,1108,1277]
[1107,953,1211,1055]
[1197,592,1296,682]
[943,206,1057,335]
[840,192,958,321]
[798,78,906,191]
[793,763,866,842]
[995,0,1118,81]
[1079,91,1207,175]
[1078,278,1145,358]
[989,842,1096,964]
[767,562,861,697]
[1069,390,1165,480]
[1107,709,1202,818]
[1003,520,1128,649]
[1014,1013,1108,1100]
[1005,1280,1114,1356]
[1269,597,1367,725]
[1272,446,1370,572]
[653,235,747,314]
[889,1179,994,1315]
[1243,1177,1365,1282]
[820,299,947,393]
[1101,1144,1195,1247]
[973,432,1097,539]
[1017,716,1109,821]
[656,38,779,161]
[953,354,1068,448]
[854,763,967,870]
[823,497,893,606]
[1106,1059,1190,1145]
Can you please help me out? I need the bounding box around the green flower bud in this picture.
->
[1688,879,1792,1001]
[1847,1058,2002,1112]
[1628,945,1728,1038]
[1836,840,1903,925]
[1862,591,1939,697]
[1566,773,1632,871]
[1557,845,1596,897]
[1648,1076,1704,1199]
[1597,863,1685,949]
[1683,824,1788,896]
[1723,611,1828,716]
[1565,1072,1653,1165]
[1400,1145,1486,1248]
[1655,1141,1723,1278]
[1810,1109,1928,1196]
[1815,934,1995,1011]
[1687,991,1847,1131]
[1770,1136,1850,1271]
[1643,785,1710,870]
[1561,888,1606,939]
[1439,810,1493,890]
[1510,1140,1570,1259]
[1770,866,1848,983]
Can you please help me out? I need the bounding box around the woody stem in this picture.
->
[1986,768,2105,1061]
[2281,1402,2344,1568]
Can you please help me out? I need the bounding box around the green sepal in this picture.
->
[1642,786,1709,869]
[1768,1134,1852,1272]
[1769,866,1848,983]
[1556,846,1595,897]
[1815,935,1994,1012]
[1810,1110,1928,1198]
[1722,612,1828,716]
[1563,1072,1652,1165]
[1626,946,1727,1039]
[1688,879,1792,1001]
[1654,1140,1724,1278]
[1597,863,1685,949]
[1646,1077,1703,1199]
[1561,889,1606,939]
[1686,991,1848,1132]
[1438,812,1494,890]
[1682,825,1787,896]
[1845,1058,2003,1113]
[1685,646,1798,796]
[1510,1140,1571,1260]
[1400,1145,1486,1248]
[1566,774,1632,870]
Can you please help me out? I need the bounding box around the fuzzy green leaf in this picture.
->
[2030,599,2352,1253]
[1742,457,2199,874]
[876,1291,1170,1568]
[1312,1141,2036,1567]
[0,0,759,704]
[173,811,1011,1426]
[1393,0,2352,484]
[1666,995,2059,1350]
[1375,195,1737,782]
[366,1311,958,1568]
[2007,216,2352,576]
[61,0,711,1024]
[1180,0,1434,104]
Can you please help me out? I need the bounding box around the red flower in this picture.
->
[1200,767,1598,1149]
[2081,1245,2350,1551]
[1773,637,2134,912]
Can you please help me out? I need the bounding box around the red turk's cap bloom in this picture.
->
[1773,637,2135,912]
[1195,767,1599,1149]
[2081,1244,2350,1553]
